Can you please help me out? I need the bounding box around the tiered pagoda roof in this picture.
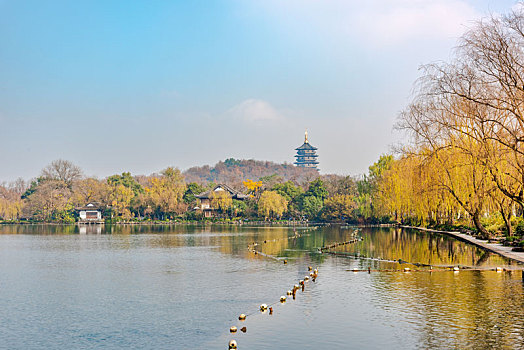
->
[294,131,319,170]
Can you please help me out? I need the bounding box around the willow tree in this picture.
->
[397,78,496,237]
[211,190,233,213]
[139,167,186,219]
[258,191,288,219]
[415,8,524,213]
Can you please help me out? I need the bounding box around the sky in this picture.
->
[0,0,520,181]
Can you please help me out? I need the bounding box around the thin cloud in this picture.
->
[226,98,284,123]
[247,0,480,47]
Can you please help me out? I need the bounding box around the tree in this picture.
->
[211,190,233,213]
[258,191,288,219]
[322,175,357,197]
[24,180,73,222]
[141,168,186,219]
[183,182,207,205]
[107,172,143,197]
[109,184,134,219]
[299,195,323,219]
[107,172,144,218]
[72,178,110,206]
[305,178,328,200]
[243,179,263,198]
[0,179,26,221]
[322,194,357,221]
[41,159,83,187]
[271,181,303,202]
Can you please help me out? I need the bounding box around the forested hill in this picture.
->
[183,158,319,184]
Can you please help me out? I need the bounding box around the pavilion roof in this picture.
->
[295,142,317,150]
[195,184,249,200]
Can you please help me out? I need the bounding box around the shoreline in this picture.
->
[402,225,524,264]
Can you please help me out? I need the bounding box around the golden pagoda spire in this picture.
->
[305,130,309,143]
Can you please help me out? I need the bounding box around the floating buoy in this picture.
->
[280,296,286,303]
[240,326,247,333]
[453,266,460,271]
[308,266,312,271]
[229,340,237,349]
[269,307,273,315]
[310,272,314,277]
[230,326,237,333]
[238,314,246,321]
[404,267,411,272]
[496,267,503,272]
[287,290,292,295]
[304,276,309,281]
[283,260,287,264]
[260,304,268,311]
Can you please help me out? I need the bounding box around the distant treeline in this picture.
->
[183,158,319,184]
[0,159,382,224]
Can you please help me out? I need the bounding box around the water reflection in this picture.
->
[0,224,522,349]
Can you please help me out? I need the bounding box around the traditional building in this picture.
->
[295,130,319,170]
[195,184,249,218]
[75,203,104,223]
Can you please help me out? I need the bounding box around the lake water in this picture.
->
[0,225,523,349]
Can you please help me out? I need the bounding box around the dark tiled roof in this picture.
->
[195,184,249,200]
[295,160,319,164]
[295,142,317,150]
[75,203,105,211]
[295,154,319,158]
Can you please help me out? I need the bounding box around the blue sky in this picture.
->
[0,0,520,181]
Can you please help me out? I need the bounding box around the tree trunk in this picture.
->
[447,209,454,226]
[500,207,513,237]
[472,210,491,239]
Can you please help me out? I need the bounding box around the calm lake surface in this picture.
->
[0,225,523,349]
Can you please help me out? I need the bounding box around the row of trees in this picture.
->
[365,8,524,239]
[0,160,191,223]
[0,159,367,223]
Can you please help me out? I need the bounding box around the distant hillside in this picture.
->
[183,158,319,185]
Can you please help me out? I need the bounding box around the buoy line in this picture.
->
[321,251,524,272]
[227,266,320,349]
[317,229,363,253]
[246,227,317,262]
[320,229,523,272]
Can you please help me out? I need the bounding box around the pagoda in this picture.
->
[294,131,319,170]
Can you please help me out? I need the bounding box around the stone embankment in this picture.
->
[402,226,524,264]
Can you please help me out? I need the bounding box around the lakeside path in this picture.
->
[401,226,524,264]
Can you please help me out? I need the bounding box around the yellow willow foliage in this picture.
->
[258,191,288,218]
[376,131,499,225]
[144,176,186,215]
[0,198,24,220]
[375,156,416,220]
[110,184,134,218]
[375,151,469,224]
[210,190,233,211]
